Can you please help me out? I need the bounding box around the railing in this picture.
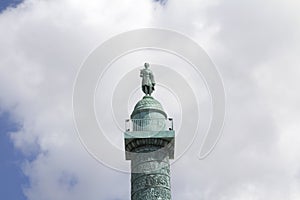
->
[125,118,173,132]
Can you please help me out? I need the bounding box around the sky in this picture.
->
[0,0,22,12]
[0,0,300,200]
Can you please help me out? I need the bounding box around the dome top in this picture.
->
[131,96,166,118]
[134,96,163,111]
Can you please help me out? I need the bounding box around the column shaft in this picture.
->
[130,140,172,200]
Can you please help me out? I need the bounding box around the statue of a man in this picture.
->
[140,63,155,95]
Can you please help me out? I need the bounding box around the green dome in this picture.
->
[134,96,164,111]
[131,96,166,118]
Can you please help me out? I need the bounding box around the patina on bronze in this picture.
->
[124,65,175,199]
[140,63,155,96]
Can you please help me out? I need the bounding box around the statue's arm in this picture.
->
[140,70,143,77]
[150,72,155,84]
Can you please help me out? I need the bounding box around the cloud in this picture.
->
[0,0,156,199]
[1,0,300,199]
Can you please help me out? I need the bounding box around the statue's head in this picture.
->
[144,63,149,69]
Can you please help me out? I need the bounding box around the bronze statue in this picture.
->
[140,63,155,95]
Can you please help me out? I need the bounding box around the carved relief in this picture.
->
[132,187,171,200]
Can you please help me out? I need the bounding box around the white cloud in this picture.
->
[1,0,300,199]
[0,0,155,199]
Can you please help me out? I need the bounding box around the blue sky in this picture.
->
[0,0,23,12]
[0,112,27,200]
[0,1,25,199]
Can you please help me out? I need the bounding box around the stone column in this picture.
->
[129,139,172,200]
[124,96,175,200]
